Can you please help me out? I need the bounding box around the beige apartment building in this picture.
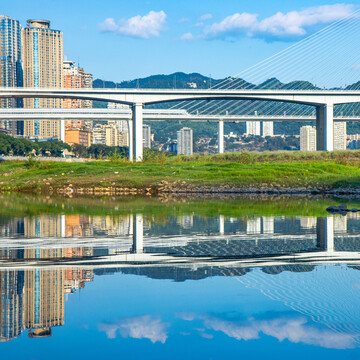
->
[63,60,93,131]
[105,125,128,147]
[92,123,128,147]
[22,20,63,139]
[63,60,84,109]
[65,129,92,147]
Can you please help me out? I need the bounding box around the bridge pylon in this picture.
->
[132,103,143,161]
[218,120,224,154]
[316,104,334,151]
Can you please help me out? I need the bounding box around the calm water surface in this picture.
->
[0,194,360,359]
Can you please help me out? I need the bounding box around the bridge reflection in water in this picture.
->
[0,213,357,268]
[0,213,359,343]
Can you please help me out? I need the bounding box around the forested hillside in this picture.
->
[93,73,360,138]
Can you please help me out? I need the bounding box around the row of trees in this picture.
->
[0,133,170,160]
[0,133,71,156]
[72,144,128,159]
[0,133,132,159]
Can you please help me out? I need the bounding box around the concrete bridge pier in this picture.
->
[316,103,334,151]
[127,120,133,161]
[60,120,65,142]
[219,215,225,235]
[132,214,144,254]
[317,216,335,255]
[218,120,224,154]
[132,103,144,161]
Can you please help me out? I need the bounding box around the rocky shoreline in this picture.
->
[42,180,360,197]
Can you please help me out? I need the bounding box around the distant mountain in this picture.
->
[93,72,225,90]
[281,80,319,90]
[94,72,360,92]
[345,81,360,90]
[92,73,360,116]
[255,77,282,89]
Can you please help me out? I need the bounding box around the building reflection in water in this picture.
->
[0,247,94,341]
[0,251,24,342]
[0,212,359,341]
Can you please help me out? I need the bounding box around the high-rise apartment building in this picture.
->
[262,121,274,137]
[262,217,275,234]
[83,72,93,109]
[300,123,346,152]
[0,268,24,341]
[24,266,64,337]
[0,15,23,135]
[143,124,151,149]
[246,218,261,234]
[177,127,193,155]
[63,61,84,109]
[300,126,317,151]
[246,121,261,136]
[92,123,128,147]
[334,122,347,150]
[105,125,128,147]
[107,103,129,132]
[63,60,94,131]
[246,120,273,137]
[22,20,63,140]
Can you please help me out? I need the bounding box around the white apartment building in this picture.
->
[246,121,261,136]
[333,122,347,150]
[300,126,317,151]
[300,123,347,151]
[143,124,151,149]
[262,121,274,137]
[177,127,193,155]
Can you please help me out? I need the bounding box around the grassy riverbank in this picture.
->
[0,193,355,218]
[1,151,360,194]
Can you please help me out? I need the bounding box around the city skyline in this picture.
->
[0,1,358,82]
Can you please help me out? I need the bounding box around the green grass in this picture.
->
[1,151,360,192]
[0,193,354,219]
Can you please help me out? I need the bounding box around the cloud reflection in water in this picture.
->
[99,315,170,344]
[179,312,358,349]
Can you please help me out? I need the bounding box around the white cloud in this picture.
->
[98,18,118,32]
[199,14,213,21]
[203,4,357,41]
[351,64,360,71]
[180,32,194,41]
[204,12,258,38]
[183,313,358,349]
[98,315,170,344]
[179,17,190,23]
[177,312,196,321]
[98,11,167,39]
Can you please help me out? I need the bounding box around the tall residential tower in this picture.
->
[0,15,23,134]
[177,127,193,155]
[22,20,63,139]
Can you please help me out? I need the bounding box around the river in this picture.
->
[0,194,359,359]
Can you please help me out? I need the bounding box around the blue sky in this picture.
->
[1,0,358,82]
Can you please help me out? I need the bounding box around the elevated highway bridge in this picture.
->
[2,88,360,159]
